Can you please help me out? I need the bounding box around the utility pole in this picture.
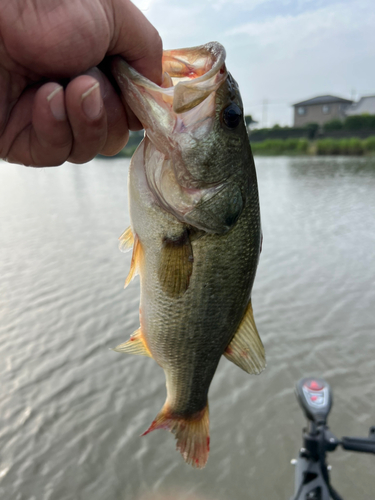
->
[262,99,268,128]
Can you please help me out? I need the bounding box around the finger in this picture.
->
[3,83,73,166]
[109,0,163,85]
[65,75,107,163]
[84,67,129,156]
[30,83,73,165]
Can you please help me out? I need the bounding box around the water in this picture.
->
[1,156,374,500]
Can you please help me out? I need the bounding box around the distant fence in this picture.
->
[249,128,310,142]
[250,128,375,142]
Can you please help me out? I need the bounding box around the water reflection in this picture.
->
[287,155,375,179]
[0,157,374,500]
[138,493,217,500]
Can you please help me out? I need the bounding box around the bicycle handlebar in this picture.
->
[341,436,375,454]
[291,379,374,500]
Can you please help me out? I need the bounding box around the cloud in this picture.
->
[225,2,374,56]
[131,0,375,125]
[205,0,267,11]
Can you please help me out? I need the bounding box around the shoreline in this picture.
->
[98,136,375,159]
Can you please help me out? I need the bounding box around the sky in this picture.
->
[132,0,375,127]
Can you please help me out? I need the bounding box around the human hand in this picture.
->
[0,0,162,166]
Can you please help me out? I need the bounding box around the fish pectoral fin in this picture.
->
[142,402,210,469]
[158,228,193,298]
[124,235,143,288]
[224,301,266,374]
[112,328,152,357]
[119,226,134,253]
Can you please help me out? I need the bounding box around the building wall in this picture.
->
[345,96,375,116]
[293,102,350,127]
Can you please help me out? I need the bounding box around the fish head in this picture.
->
[112,42,253,233]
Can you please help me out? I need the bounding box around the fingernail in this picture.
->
[47,85,66,121]
[85,67,106,98]
[81,82,102,120]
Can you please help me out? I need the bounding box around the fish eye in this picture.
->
[222,103,242,129]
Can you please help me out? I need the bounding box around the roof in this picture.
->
[293,95,353,107]
[345,95,375,116]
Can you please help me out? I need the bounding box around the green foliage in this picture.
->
[284,138,299,150]
[304,122,319,138]
[250,127,309,142]
[251,138,309,155]
[323,119,343,132]
[251,136,375,156]
[364,136,375,151]
[297,138,309,153]
[315,137,369,155]
[244,115,253,126]
[347,138,364,155]
[255,139,284,153]
[343,114,375,130]
[316,139,340,155]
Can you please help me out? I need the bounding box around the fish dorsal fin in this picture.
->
[158,229,193,298]
[124,235,143,289]
[112,328,152,357]
[119,226,134,253]
[224,301,266,374]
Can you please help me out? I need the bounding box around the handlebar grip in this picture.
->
[341,436,375,454]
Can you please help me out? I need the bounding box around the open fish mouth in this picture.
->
[112,42,245,233]
[112,42,228,145]
[160,42,227,114]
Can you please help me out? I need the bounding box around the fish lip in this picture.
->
[111,42,227,118]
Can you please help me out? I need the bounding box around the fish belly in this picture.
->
[126,140,260,467]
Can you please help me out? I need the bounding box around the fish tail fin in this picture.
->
[142,403,210,469]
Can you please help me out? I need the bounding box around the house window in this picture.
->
[297,106,306,115]
[322,105,330,114]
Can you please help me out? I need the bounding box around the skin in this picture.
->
[0,0,162,166]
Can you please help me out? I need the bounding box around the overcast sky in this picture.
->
[132,0,375,127]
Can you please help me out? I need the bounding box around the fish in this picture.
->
[111,41,265,469]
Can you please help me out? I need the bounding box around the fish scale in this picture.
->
[112,41,266,468]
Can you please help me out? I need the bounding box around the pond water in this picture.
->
[1,156,374,500]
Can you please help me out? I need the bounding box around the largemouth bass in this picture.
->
[112,42,265,468]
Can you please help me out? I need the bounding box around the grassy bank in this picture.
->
[251,137,375,155]
[100,136,375,159]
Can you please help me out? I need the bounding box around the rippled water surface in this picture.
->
[1,156,374,500]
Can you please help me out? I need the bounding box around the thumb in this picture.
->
[108,0,163,85]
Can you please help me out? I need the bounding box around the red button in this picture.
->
[306,380,324,391]
[310,395,318,401]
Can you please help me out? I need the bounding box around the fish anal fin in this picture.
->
[112,328,152,357]
[142,403,209,469]
[158,229,193,298]
[124,235,143,288]
[224,301,266,374]
[119,226,134,253]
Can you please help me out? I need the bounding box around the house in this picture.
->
[292,95,353,127]
[345,95,375,116]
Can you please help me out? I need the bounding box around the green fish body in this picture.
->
[113,42,265,468]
